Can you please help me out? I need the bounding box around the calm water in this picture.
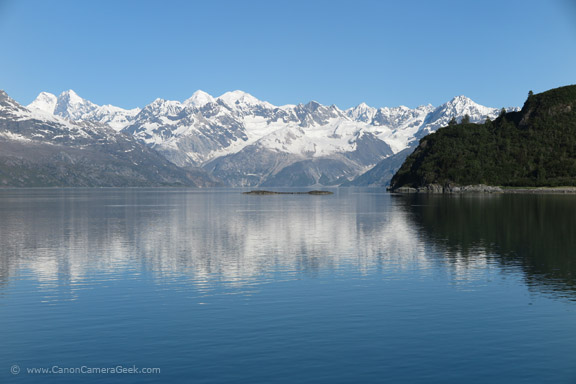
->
[1,188,575,383]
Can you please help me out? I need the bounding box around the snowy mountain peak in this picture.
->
[445,95,476,107]
[1,90,28,114]
[184,90,215,107]
[54,90,99,120]
[218,90,264,107]
[60,89,82,101]
[356,102,371,110]
[304,100,321,109]
[436,95,492,119]
[1,90,84,128]
[26,89,140,131]
[28,92,58,113]
[151,97,167,105]
[416,96,505,140]
[451,95,472,102]
[143,98,184,116]
[346,102,377,123]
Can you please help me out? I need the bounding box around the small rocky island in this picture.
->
[243,190,334,195]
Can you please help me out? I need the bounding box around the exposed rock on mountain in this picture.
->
[2,90,217,187]
[27,89,513,187]
[28,90,140,131]
[344,147,414,187]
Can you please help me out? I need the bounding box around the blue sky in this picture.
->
[1,0,575,109]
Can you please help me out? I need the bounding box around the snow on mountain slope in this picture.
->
[53,90,100,120]
[2,90,99,143]
[369,105,435,153]
[183,90,215,107]
[26,88,515,186]
[28,90,140,131]
[5,90,139,145]
[417,95,504,138]
[255,118,369,157]
[125,93,392,166]
[345,97,510,153]
[345,97,519,187]
[27,92,58,114]
[119,91,513,186]
[205,95,509,186]
[345,102,377,123]
[124,97,248,166]
[219,90,275,113]
[1,89,218,187]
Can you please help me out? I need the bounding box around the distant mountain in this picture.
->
[345,97,516,186]
[389,85,576,191]
[201,101,398,186]
[28,90,140,131]
[343,147,415,187]
[27,89,514,187]
[1,90,217,187]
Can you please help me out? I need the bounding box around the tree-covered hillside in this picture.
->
[390,85,576,189]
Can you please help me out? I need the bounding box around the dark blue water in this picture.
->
[1,189,575,383]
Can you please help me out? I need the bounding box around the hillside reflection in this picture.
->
[0,189,575,300]
[400,193,576,299]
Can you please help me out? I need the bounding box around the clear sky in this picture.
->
[1,0,575,110]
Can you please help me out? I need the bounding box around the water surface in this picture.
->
[1,189,575,383]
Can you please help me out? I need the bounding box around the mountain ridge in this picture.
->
[24,89,515,187]
[0,90,218,187]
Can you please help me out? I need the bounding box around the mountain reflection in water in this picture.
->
[0,189,574,301]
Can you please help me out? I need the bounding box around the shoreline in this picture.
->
[389,184,576,194]
[502,187,576,194]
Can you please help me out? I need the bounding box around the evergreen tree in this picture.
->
[390,85,576,189]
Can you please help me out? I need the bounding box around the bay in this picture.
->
[0,188,575,383]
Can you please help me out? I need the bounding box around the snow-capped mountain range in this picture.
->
[26,89,515,186]
[0,90,216,187]
[29,90,140,131]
